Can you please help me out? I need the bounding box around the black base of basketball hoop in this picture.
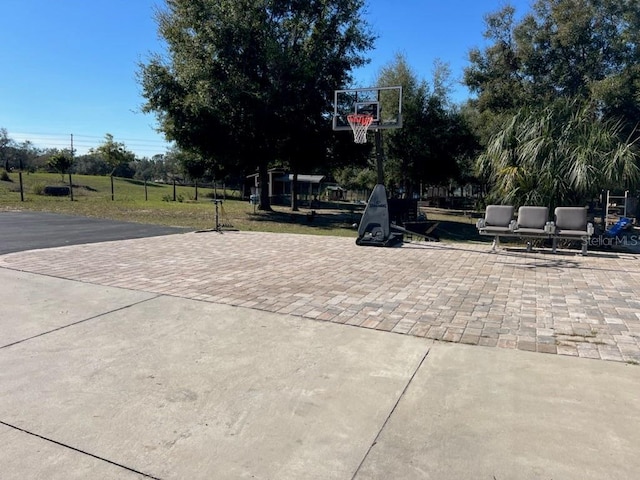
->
[355,184,402,247]
[356,229,404,247]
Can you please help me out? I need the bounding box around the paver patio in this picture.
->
[1,231,639,363]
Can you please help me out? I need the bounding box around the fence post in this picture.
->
[19,171,24,201]
[68,172,74,201]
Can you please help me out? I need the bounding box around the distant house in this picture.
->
[324,184,346,201]
[246,168,326,205]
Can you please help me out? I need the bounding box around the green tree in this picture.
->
[176,148,207,200]
[1,128,14,172]
[376,54,428,197]
[477,100,640,211]
[91,134,135,176]
[378,54,477,198]
[90,134,136,200]
[464,6,525,116]
[73,154,110,176]
[156,151,182,183]
[47,151,75,200]
[133,158,157,182]
[0,134,43,173]
[333,164,376,194]
[139,0,375,211]
[48,152,73,181]
[466,1,640,208]
[465,1,640,139]
[15,140,40,172]
[520,0,640,137]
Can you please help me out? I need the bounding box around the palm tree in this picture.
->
[477,99,640,212]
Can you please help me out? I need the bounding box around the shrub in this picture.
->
[0,170,10,182]
[32,182,46,195]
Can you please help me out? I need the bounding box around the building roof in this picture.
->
[280,174,325,184]
[246,172,325,184]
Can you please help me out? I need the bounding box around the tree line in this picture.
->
[0,129,238,186]
[4,0,640,212]
[467,0,640,210]
[138,0,640,211]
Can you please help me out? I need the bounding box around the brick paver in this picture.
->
[2,231,640,363]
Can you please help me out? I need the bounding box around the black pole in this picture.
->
[19,171,24,202]
[213,199,222,231]
[144,179,148,201]
[375,129,384,185]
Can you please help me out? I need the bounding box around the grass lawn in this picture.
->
[0,172,363,237]
[4,172,629,252]
[0,171,489,243]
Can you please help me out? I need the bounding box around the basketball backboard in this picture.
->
[333,86,403,131]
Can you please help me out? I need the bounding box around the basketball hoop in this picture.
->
[347,113,374,144]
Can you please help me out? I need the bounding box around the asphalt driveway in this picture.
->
[0,211,191,255]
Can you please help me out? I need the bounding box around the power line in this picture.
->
[6,130,172,157]
[9,131,169,146]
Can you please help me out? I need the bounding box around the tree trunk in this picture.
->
[258,161,272,211]
[291,171,299,211]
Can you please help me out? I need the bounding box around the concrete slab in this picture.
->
[0,269,156,348]
[0,292,430,479]
[0,423,147,479]
[355,343,640,480]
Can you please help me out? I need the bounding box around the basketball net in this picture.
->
[347,114,374,144]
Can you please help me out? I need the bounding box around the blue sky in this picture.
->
[0,0,532,158]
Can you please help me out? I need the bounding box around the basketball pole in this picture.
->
[355,129,401,247]
[374,129,384,185]
[336,85,404,247]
